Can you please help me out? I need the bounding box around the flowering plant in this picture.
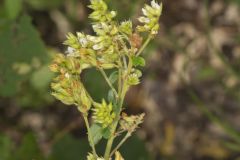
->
[49,0,162,159]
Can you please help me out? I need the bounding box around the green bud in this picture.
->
[93,99,115,128]
[119,20,132,35]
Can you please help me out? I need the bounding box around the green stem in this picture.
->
[110,132,131,157]
[104,121,119,159]
[136,36,152,56]
[83,114,97,158]
[98,68,118,98]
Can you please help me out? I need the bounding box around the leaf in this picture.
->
[0,134,12,160]
[102,127,111,139]
[90,123,103,145]
[4,0,22,19]
[25,0,65,10]
[0,15,48,96]
[108,90,115,102]
[30,64,54,90]
[13,133,44,160]
[117,135,152,160]
[109,71,118,84]
[83,68,108,102]
[132,56,145,67]
[49,134,90,160]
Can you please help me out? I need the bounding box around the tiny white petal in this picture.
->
[65,73,70,78]
[93,44,103,50]
[86,35,96,42]
[79,38,88,47]
[66,47,76,57]
[110,11,116,17]
[92,24,101,30]
[142,8,148,16]
[151,0,160,10]
[138,17,150,23]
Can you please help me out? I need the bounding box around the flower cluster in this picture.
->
[92,99,116,128]
[137,0,163,35]
[49,54,91,113]
[88,0,116,23]
[49,0,162,159]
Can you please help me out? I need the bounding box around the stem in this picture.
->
[104,121,119,159]
[136,36,152,56]
[110,132,131,157]
[98,68,118,98]
[83,114,97,158]
[104,83,128,159]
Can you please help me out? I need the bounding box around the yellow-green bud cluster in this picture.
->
[92,99,116,128]
[119,21,133,36]
[137,0,163,35]
[49,54,91,113]
[49,54,83,75]
[88,0,116,23]
[127,69,142,85]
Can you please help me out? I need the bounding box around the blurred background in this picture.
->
[0,0,240,159]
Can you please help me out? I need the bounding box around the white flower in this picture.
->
[142,8,148,16]
[151,0,161,10]
[79,37,88,47]
[110,11,116,17]
[93,44,103,50]
[66,47,76,56]
[138,17,150,23]
[64,73,70,78]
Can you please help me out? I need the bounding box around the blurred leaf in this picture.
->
[4,0,22,19]
[49,134,90,160]
[108,90,115,103]
[132,56,145,67]
[13,133,44,160]
[0,15,48,96]
[105,0,142,20]
[116,135,152,160]
[0,134,12,160]
[109,71,118,84]
[196,66,218,81]
[30,64,54,90]
[83,68,108,102]
[102,127,111,139]
[25,0,64,10]
[90,123,103,145]
[231,0,240,5]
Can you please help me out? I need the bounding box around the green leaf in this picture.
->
[109,71,118,84]
[107,90,114,102]
[118,135,152,160]
[0,134,12,160]
[83,68,108,101]
[132,56,145,67]
[49,134,90,160]
[4,0,22,19]
[30,64,54,90]
[0,15,48,96]
[25,0,65,10]
[90,123,103,145]
[13,133,44,160]
[102,127,111,139]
